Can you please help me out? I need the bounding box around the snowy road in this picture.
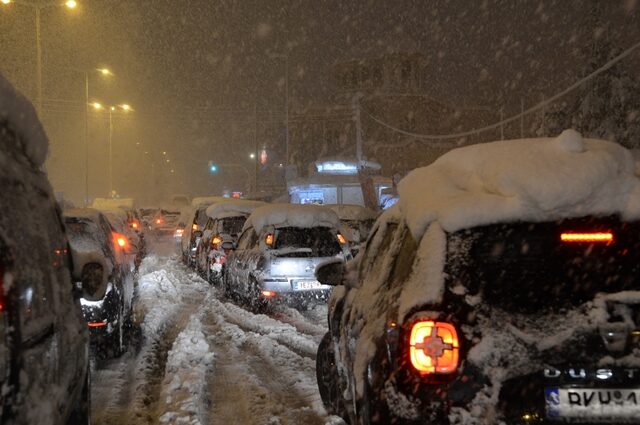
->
[90,236,344,425]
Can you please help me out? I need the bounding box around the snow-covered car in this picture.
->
[64,208,136,357]
[315,130,640,424]
[223,204,351,310]
[180,205,210,266]
[0,74,90,423]
[101,208,143,270]
[326,204,378,256]
[195,199,265,284]
[149,208,182,236]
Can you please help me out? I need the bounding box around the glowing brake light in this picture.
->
[265,233,274,246]
[337,233,347,245]
[131,222,138,229]
[113,233,128,250]
[211,236,222,248]
[88,321,107,328]
[560,232,613,243]
[192,223,198,231]
[261,290,277,298]
[409,320,459,375]
[156,218,163,225]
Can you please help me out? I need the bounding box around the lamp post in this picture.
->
[2,0,78,115]
[269,53,289,166]
[91,102,132,197]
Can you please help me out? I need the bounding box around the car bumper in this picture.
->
[260,277,332,303]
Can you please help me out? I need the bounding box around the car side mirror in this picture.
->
[79,262,108,301]
[315,259,345,286]
[221,241,235,251]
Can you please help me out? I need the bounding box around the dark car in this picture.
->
[0,75,90,423]
[315,131,640,424]
[64,209,136,358]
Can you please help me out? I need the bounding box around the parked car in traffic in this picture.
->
[223,204,350,310]
[180,204,215,267]
[149,208,182,236]
[101,208,143,270]
[195,199,264,283]
[315,130,640,424]
[64,208,136,358]
[326,204,378,256]
[0,74,90,424]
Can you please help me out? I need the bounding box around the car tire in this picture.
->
[316,332,350,422]
[67,369,90,425]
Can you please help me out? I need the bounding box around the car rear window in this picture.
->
[274,227,342,257]
[221,216,246,236]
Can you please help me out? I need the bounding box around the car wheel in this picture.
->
[317,332,350,422]
[67,369,90,425]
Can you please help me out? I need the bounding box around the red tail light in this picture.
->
[265,233,274,246]
[88,321,107,328]
[560,232,613,243]
[113,232,128,251]
[337,233,347,245]
[409,320,460,375]
[261,290,277,298]
[210,235,222,249]
[156,218,163,225]
[192,223,198,231]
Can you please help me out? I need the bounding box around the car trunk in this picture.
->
[443,216,640,423]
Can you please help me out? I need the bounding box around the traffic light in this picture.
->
[208,161,218,173]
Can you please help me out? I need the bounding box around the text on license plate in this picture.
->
[545,388,640,419]
[294,281,322,290]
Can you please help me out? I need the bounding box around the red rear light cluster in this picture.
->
[211,236,222,249]
[408,320,460,375]
[265,233,274,246]
[560,232,613,243]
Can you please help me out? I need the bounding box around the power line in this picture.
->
[362,38,640,145]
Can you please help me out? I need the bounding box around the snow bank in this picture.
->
[205,199,265,219]
[0,73,48,166]
[159,311,214,425]
[399,130,640,239]
[244,203,340,233]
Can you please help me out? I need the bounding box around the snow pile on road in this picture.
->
[0,73,48,165]
[159,310,214,425]
[245,203,340,233]
[399,129,640,238]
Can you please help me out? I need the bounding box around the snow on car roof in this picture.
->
[244,203,340,233]
[91,197,136,210]
[398,129,640,239]
[191,196,228,207]
[205,199,265,219]
[0,73,48,166]
[325,204,378,221]
[63,207,104,222]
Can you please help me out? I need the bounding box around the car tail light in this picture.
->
[337,233,347,245]
[265,233,274,246]
[409,320,460,375]
[192,223,198,231]
[88,321,107,328]
[211,236,222,249]
[560,232,613,243]
[113,232,128,250]
[261,290,277,298]
[156,218,163,225]
[174,228,184,237]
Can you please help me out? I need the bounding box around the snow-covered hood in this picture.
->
[398,130,640,239]
[0,73,48,166]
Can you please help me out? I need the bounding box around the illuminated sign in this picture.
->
[316,161,358,175]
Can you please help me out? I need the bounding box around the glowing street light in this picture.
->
[249,153,256,159]
[99,68,113,76]
[92,102,134,196]
[2,0,79,114]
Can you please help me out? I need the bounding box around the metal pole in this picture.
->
[35,6,42,115]
[520,98,524,138]
[353,94,363,164]
[500,108,504,140]
[284,55,289,167]
[84,71,89,205]
[254,103,258,193]
[109,109,113,197]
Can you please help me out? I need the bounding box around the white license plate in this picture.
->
[545,387,640,420]
[294,280,322,290]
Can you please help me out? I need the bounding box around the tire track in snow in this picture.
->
[204,306,329,425]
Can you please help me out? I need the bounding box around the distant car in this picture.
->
[180,205,211,267]
[64,209,136,358]
[149,208,182,236]
[223,204,351,310]
[0,74,90,423]
[326,204,378,256]
[315,130,640,424]
[195,199,264,284]
[138,207,157,228]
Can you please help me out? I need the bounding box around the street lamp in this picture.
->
[2,0,78,114]
[268,53,289,167]
[92,103,133,197]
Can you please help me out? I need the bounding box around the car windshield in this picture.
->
[273,227,342,257]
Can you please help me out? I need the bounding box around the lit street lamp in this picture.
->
[92,102,133,197]
[2,0,78,115]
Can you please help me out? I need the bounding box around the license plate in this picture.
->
[293,280,322,290]
[545,387,640,420]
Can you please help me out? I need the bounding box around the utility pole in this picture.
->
[254,103,259,193]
